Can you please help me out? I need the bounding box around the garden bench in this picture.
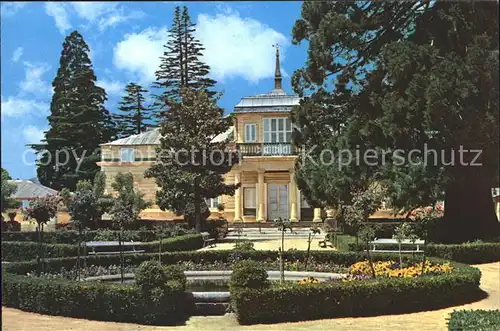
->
[369,238,425,253]
[318,234,332,248]
[201,232,216,248]
[85,241,145,255]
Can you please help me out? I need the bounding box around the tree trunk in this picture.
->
[194,176,202,233]
[305,233,312,272]
[366,247,376,279]
[441,171,499,243]
[40,223,44,273]
[398,243,402,268]
[36,224,41,275]
[119,230,124,284]
[77,228,81,281]
[421,241,427,275]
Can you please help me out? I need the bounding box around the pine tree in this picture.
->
[145,88,239,232]
[291,1,499,243]
[114,83,153,138]
[30,31,117,191]
[152,6,216,112]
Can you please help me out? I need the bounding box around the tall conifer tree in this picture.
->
[31,31,116,191]
[114,83,153,138]
[152,5,216,111]
[145,89,238,232]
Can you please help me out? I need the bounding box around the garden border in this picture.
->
[2,250,483,325]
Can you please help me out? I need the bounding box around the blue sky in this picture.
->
[1,1,308,180]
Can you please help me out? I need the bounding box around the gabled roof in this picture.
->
[101,126,234,146]
[9,180,57,199]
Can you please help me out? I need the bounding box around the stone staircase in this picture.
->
[222,227,323,241]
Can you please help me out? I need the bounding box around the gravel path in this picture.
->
[2,263,499,331]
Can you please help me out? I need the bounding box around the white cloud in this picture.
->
[195,10,289,83]
[44,3,72,34]
[69,2,145,31]
[112,10,288,86]
[1,2,27,18]
[1,96,49,118]
[113,27,169,85]
[97,79,125,97]
[23,125,47,144]
[11,47,24,63]
[19,62,53,97]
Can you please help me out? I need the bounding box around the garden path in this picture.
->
[2,263,499,331]
[198,237,336,251]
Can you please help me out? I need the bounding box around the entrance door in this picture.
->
[268,184,288,220]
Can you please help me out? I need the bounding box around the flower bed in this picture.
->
[2,250,483,325]
[348,260,454,278]
[230,259,482,325]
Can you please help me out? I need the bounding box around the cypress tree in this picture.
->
[31,30,116,191]
[114,82,153,138]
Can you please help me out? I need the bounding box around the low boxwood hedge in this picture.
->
[347,241,500,264]
[1,234,203,262]
[2,272,191,325]
[231,260,482,325]
[447,309,500,331]
[426,243,500,264]
[2,230,163,244]
[2,250,482,326]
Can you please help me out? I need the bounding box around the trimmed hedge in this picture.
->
[426,243,500,264]
[347,241,500,264]
[2,230,162,244]
[447,309,500,331]
[231,260,482,325]
[2,250,483,326]
[1,241,78,261]
[2,273,191,325]
[1,234,203,262]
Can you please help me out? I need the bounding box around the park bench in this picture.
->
[318,234,333,248]
[201,232,216,248]
[85,241,145,255]
[369,238,425,253]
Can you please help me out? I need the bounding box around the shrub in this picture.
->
[2,234,203,261]
[447,309,500,331]
[426,243,500,264]
[229,260,269,290]
[135,260,167,292]
[1,241,78,262]
[1,273,189,325]
[231,261,482,325]
[233,240,255,251]
[163,265,187,291]
[347,242,500,264]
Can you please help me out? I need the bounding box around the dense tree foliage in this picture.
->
[145,89,239,232]
[31,30,116,191]
[291,1,499,243]
[114,83,154,138]
[1,168,19,213]
[109,172,151,229]
[152,5,216,110]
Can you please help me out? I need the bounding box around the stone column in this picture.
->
[257,170,265,222]
[234,171,242,221]
[289,170,298,222]
[313,208,323,223]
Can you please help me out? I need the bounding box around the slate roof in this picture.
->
[9,180,57,199]
[101,126,234,146]
[233,88,301,113]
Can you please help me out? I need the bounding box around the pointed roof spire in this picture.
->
[273,43,282,90]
